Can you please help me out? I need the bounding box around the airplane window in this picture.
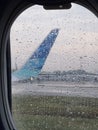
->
[10,4,98,130]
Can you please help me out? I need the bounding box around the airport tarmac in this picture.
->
[12,81,98,98]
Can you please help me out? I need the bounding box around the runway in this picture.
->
[12,81,98,98]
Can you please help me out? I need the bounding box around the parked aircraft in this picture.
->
[12,28,59,81]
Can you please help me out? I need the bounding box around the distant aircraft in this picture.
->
[12,28,59,81]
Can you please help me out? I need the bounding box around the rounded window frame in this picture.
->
[0,0,98,130]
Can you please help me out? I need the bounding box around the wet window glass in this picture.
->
[11,4,98,130]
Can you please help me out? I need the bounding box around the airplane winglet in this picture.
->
[13,28,59,80]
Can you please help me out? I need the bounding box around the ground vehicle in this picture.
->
[0,0,98,130]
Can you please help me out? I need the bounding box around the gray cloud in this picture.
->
[11,4,98,73]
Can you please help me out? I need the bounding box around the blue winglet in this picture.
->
[13,28,59,80]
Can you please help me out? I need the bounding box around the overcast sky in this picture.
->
[10,4,98,73]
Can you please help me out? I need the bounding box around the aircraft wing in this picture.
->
[12,28,59,80]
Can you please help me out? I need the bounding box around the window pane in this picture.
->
[11,4,98,130]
